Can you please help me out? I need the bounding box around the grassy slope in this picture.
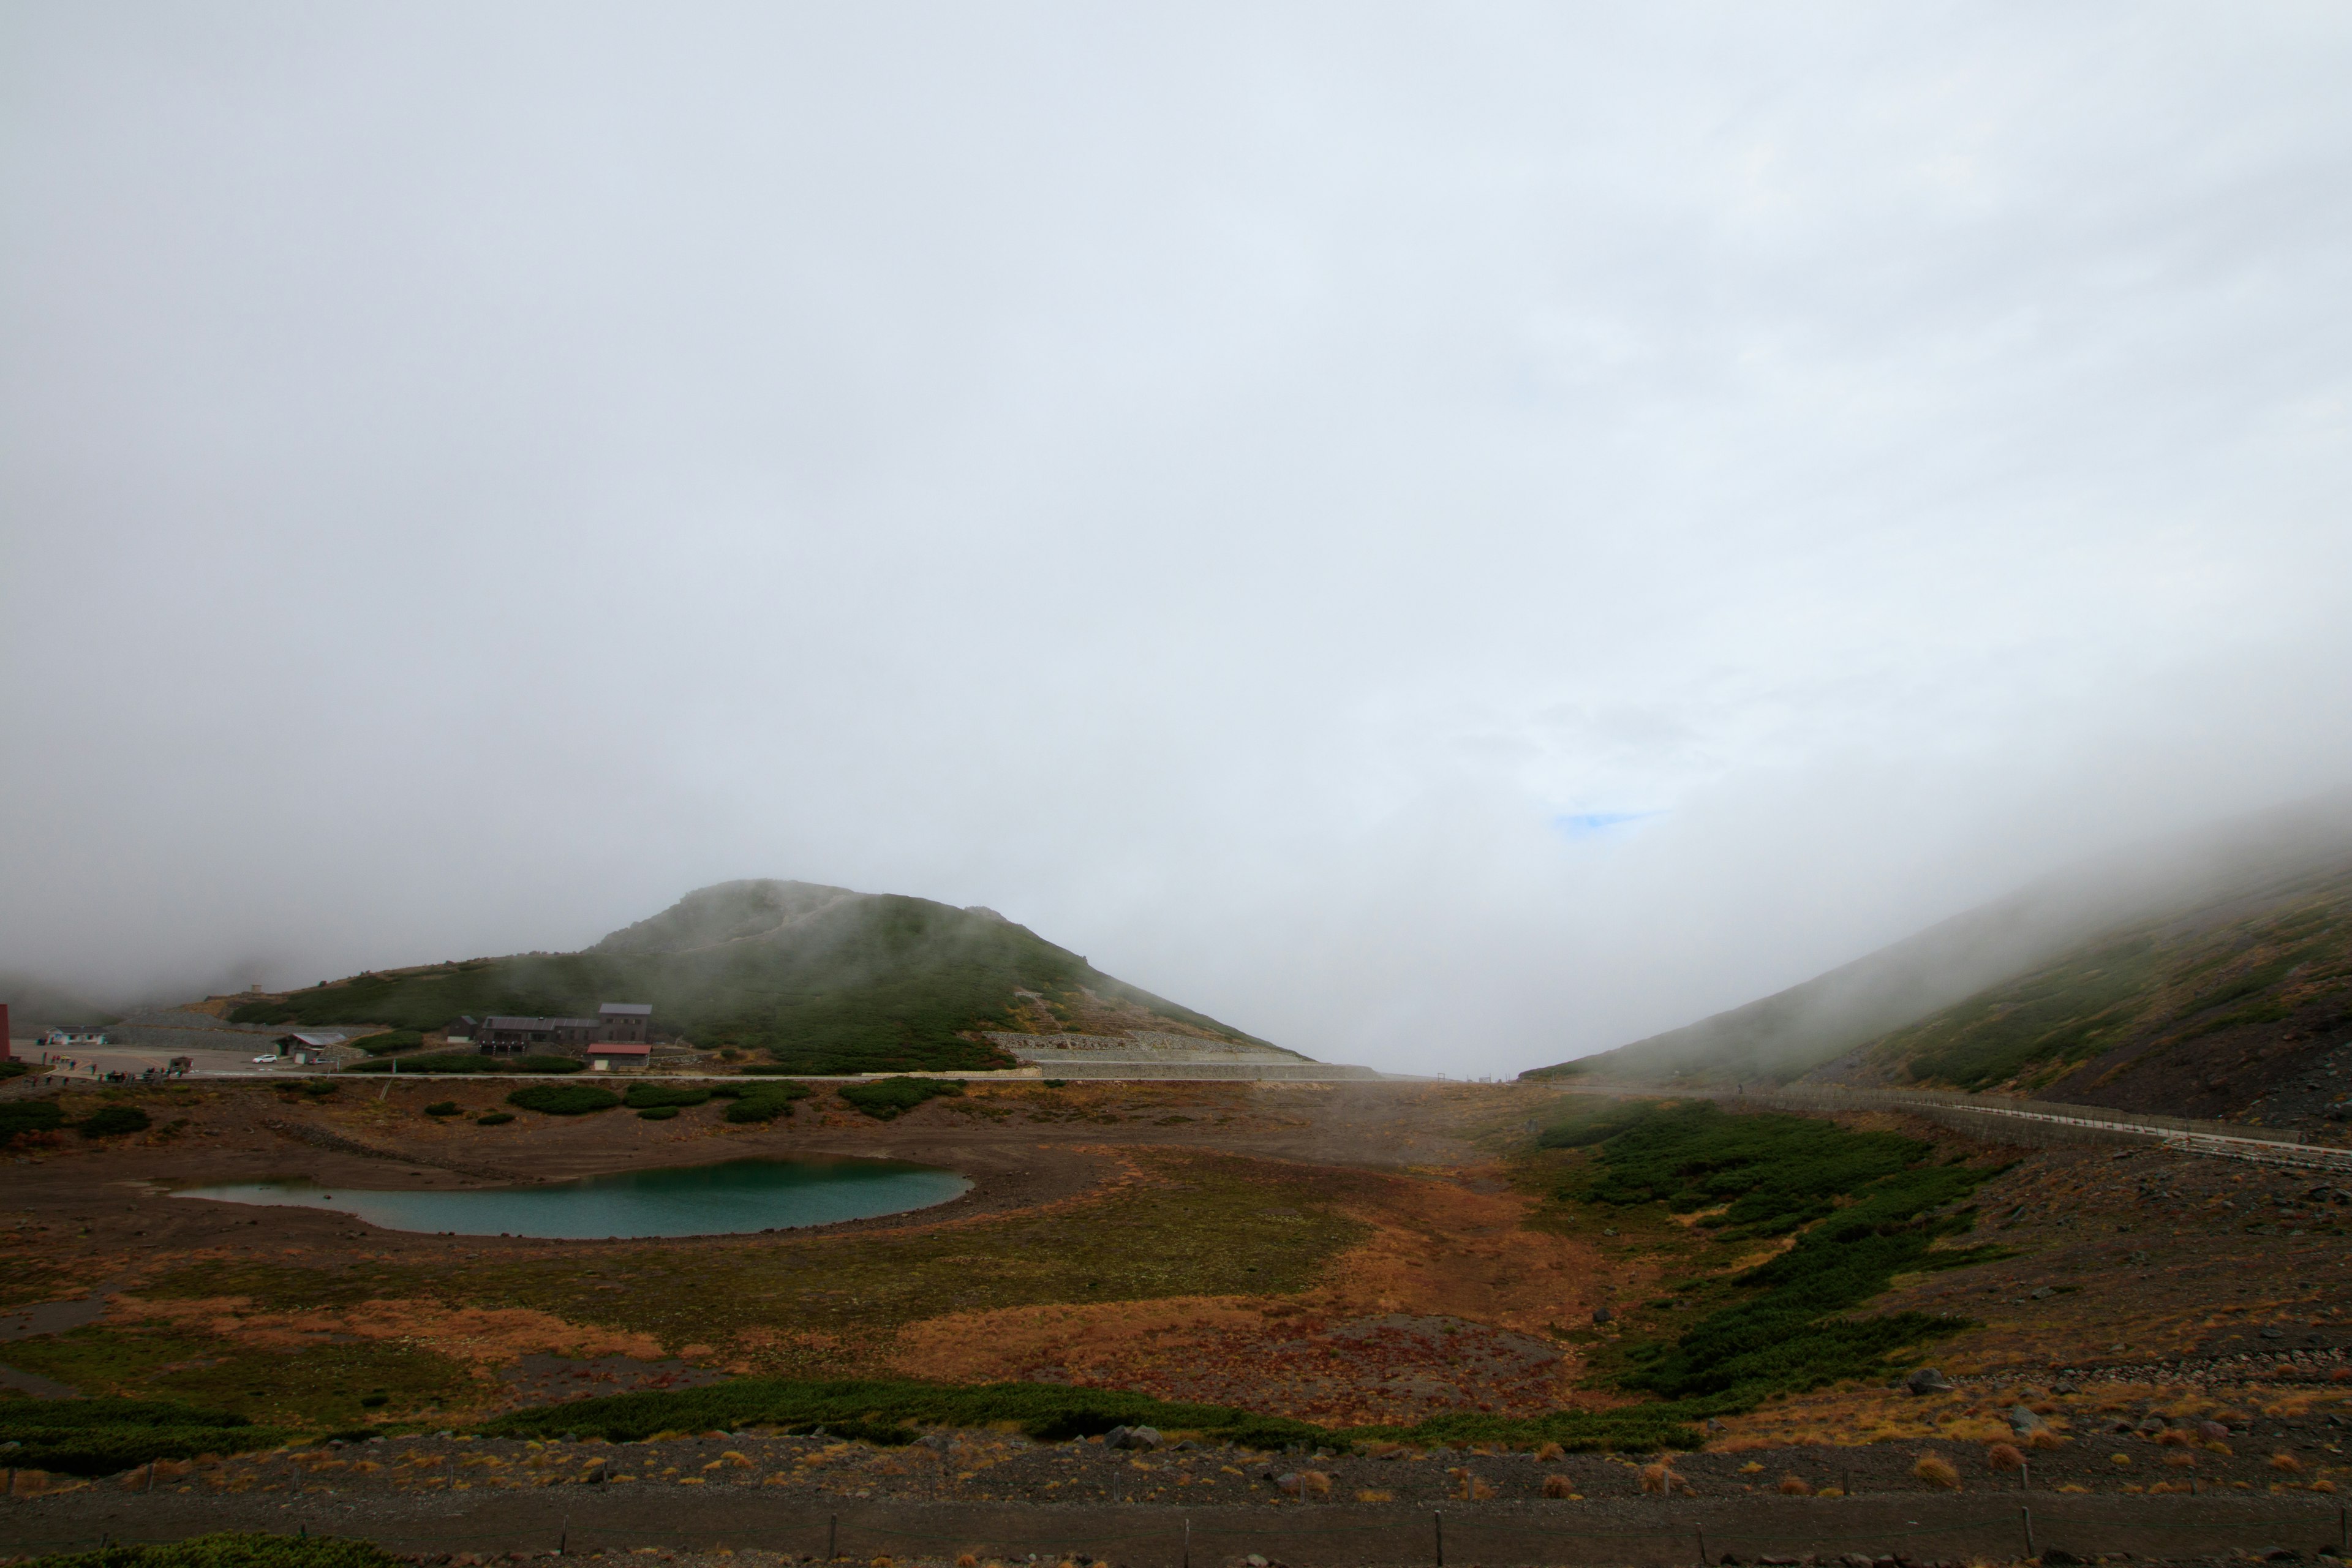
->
[1526,811,2352,1121]
[1827,862,2352,1112]
[225,881,1268,1075]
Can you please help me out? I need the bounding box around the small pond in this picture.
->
[174,1157,971,1238]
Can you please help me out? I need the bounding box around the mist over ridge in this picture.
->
[4,7,2351,1076]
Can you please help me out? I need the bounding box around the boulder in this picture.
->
[2007,1406,2048,1434]
[1107,1425,1163,1451]
[1904,1366,1956,1396]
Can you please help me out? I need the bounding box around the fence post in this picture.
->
[1697,1527,1707,1566]
[1434,1509,1444,1568]
[2021,1459,2028,1493]
[828,1513,837,1561]
[144,1461,155,1493]
[1182,1515,1190,1568]
[2019,1506,2032,1560]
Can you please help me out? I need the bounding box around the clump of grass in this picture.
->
[1913,1453,1960,1489]
[837,1077,965,1120]
[1540,1474,1575,1499]
[1638,1462,1686,1495]
[2269,1451,2303,1474]
[475,1112,514,1126]
[507,1084,621,1116]
[423,1101,460,1117]
[1986,1442,2024,1472]
[1776,1475,1812,1496]
[637,1106,679,1121]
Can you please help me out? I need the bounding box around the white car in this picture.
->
[251,1054,280,1064]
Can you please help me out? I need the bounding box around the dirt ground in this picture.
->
[2,1076,2349,1548]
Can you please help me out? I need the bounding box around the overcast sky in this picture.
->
[6,4,2351,1073]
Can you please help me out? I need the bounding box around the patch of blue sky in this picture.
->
[1551,809,1663,842]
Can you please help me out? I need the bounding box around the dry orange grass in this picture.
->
[1985,1443,2024,1473]
[1534,1442,1566,1461]
[2269,1452,2303,1474]
[1776,1476,1812,1496]
[1355,1488,1393,1504]
[1912,1454,1960,1490]
[2026,1428,2065,1450]
[1639,1463,1687,1496]
[1542,1474,1576,1499]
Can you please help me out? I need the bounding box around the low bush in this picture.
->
[0,1060,32,1082]
[1986,1442,2024,1472]
[637,1106,679,1121]
[344,1054,581,1076]
[475,1112,514,1126]
[0,1398,290,1477]
[1552,1101,1997,1403]
[481,1376,1325,1450]
[624,1084,712,1109]
[351,1030,424,1056]
[506,1084,621,1116]
[78,1106,151,1139]
[423,1101,460,1117]
[18,1532,401,1567]
[719,1080,812,1123]
[0,1099,66,1148]
[837,1077,965,1120]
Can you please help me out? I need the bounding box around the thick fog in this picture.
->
[5,4,2350,1073]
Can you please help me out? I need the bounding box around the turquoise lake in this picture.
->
[174,1157,971,1238]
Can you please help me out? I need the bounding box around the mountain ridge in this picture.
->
[226,879,1283,1076]
[1525,791,2352,1131]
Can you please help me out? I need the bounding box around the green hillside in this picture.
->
[1524,818,2352,1131]
[1822,861,2352,1124]
[228,880,1267,1076]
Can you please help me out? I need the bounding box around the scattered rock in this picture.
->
[1904,1366,1956,1396]
[2008,1406,2048,1434]
[2030,1287,2056,1300]
[1592,1305,1613,1325]
[1106,1425,1163,1450]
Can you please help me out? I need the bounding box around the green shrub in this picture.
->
[636,1106,679,1120]
[475,1112,514,1126]
[837,1077,964,1120]
[1,1059,34,1081]
[78,1106,151,1139]
[0,1398,290,1477]
[350,1029,424,1055]
[716,1079,811,1123]
[18,1531,401,1567]
[481,1375,1326,1450]
[423,1101,460,1117]
[624,1083,712,1109]
[343,1053,580,1076]
[1556,1101,1997,1403]
[506,1084,620,1116]
[0,1098,65,1147]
